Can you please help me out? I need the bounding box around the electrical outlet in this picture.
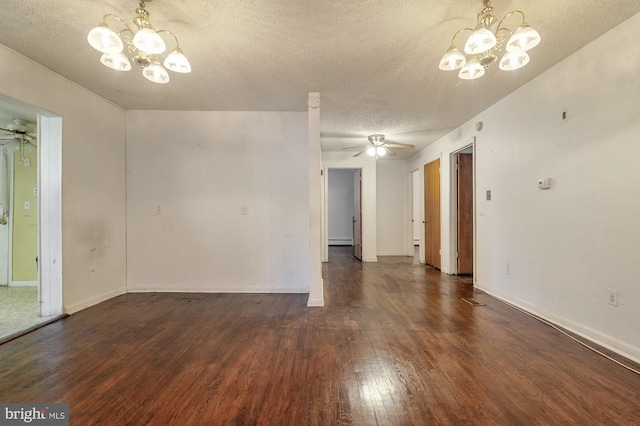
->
[241,205,249,215]
[607,289,618,307]
[506,263,511,274]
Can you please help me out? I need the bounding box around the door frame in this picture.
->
[0,95,63,317]
[447,139,476,276]
[321,159,377,263]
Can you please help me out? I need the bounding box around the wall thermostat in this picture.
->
[537,178,551,190]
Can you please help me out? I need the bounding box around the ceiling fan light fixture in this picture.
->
[376,147,386,157]
[366,146,376,157]
[87,0,190,84]
[100,52,132,71]
[439,0,540,80]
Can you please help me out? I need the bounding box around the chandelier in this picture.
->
[439,0,541,80]
[87,0,191,84]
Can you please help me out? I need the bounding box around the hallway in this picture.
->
[0,247,639,424]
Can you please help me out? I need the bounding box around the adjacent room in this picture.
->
[0,0,639,424]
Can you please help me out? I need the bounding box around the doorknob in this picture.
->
[353,218,356,223]
[422,220,426,224]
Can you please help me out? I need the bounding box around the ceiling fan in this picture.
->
[341,134,415,158]
[0,118,37,146]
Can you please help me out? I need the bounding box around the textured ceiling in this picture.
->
[1,0,639,158]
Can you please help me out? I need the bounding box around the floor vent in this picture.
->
[461,297,485,306]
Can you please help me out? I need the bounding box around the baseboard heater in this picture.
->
[328,238,353,246]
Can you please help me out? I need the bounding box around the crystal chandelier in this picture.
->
[87,0,191,84]
[439,0,541,80]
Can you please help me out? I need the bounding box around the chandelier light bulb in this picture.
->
[142,62,170,84]
[366,147,376,157]
[376,147,386,157]
[499,51,530,71]
[163,49,192,73]
[458,59,485,80]
[100,52,132,71]
[506,24,541,53]
[439,47,466,71]
[87,24,123,54]
[133,27,166,54]
[464,26,497,55]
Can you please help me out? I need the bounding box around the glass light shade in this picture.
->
[458,59,485,80]
[133,27,166,54]
[464,27,497,55]
[499,51,530,71]
[366,147,376,157]
[439,48,466,71]
[163,49,192,73]
[100,52,132,71]
[506,24,541,52]
[142,63,170,84]
[6,137,22,152]
[376,147,386,157]
[87,24,123,54]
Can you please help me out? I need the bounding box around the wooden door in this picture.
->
[457,153,473,274]
[424,159,440,269]
[353,170,362,261]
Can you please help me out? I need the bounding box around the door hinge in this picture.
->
[456,251,459,258]
[439,249,441,255]
[321,169,323,176]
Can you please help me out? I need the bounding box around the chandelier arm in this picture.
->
[103,13,135,33]
[157,29,181,49]
[450,28,475,48]
[496,10,525,33]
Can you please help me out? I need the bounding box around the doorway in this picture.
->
[424,159,441,269]
[327,168,362,261]
[0,96,63,340]
[449,144,475,276]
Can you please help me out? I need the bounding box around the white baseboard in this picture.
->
[328,238,353,246]
[10,280,38,287]
[307,279,324,307]
[65,286,127,315]
[363,256,378,262]
[126,287,309,294]
[477,285,640,365]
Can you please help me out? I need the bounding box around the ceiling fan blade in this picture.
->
[384,147,397,156]
[341,144,370,150]
[385,143,415,149]
[353,149,367,157]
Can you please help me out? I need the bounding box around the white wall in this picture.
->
[0,44,127,313]
[126,110,309,293]
[409,12,640,361]
[376,160,408,255]
[327,169,355,245]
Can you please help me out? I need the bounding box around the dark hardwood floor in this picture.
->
[1,246,639,425]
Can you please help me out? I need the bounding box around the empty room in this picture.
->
[1,1,640,424]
